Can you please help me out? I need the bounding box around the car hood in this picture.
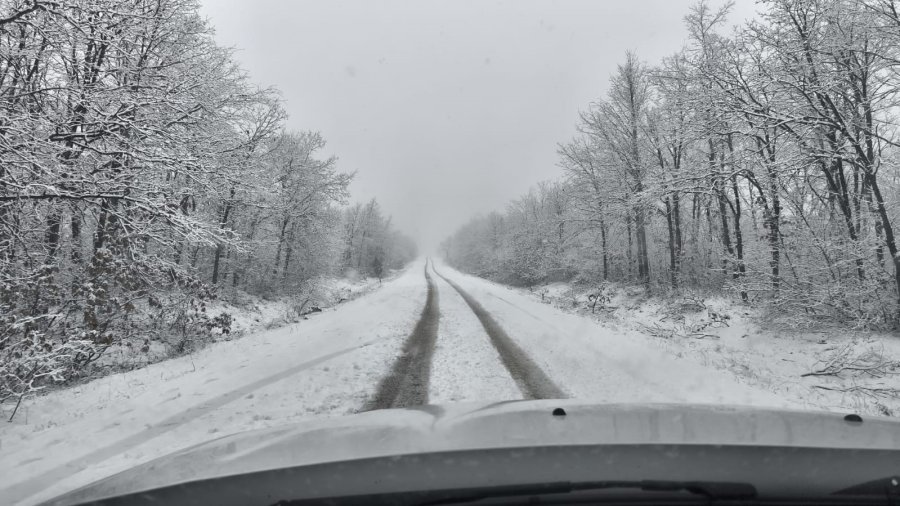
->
[45,400,900,505]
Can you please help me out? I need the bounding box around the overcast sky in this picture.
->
[197,0,757,251]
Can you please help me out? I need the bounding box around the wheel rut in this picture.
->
[363,258,441,410]
[431,265,566,400]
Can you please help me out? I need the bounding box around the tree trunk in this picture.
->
[0,163,8,267]
[731,174,748,302]
[190,246,200,269]
[710,139,734,275]
[45,211,61,261]
[94,205,108,252]
[817,149,864,281]
[600,210,609,281]
[211,187,236,285]
[635,206,650,292]
[69,208,83,290]
[665,196,677,290]
[273,216,290,274]
[767,177,781,292]
[283,222,296,281]
[673,191,683,277]
[716,190,734,273]
[723,135,747,302]
[626,211,633,280]
[211,243,224,285]
[866,175,900,312]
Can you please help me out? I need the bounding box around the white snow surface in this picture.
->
[0,261,427,506]
[432,259,792,408]
[1,258,810,505]
[521,279,900,418]
[488,272,900,416]
[427,265,521,403]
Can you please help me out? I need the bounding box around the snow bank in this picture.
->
[497,275,900,418]
[0,262,425,506]
[83,274,387,380]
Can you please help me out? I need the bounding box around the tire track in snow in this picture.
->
[427,267,522,403]
[431,265,566,400]
[363,258,440,410]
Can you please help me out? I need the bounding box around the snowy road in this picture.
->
[432,264,565,399]
[427,264,521,404]
[1,258,790,505]
[363,260,440,410]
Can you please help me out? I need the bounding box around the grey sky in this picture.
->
[197,0,757,251]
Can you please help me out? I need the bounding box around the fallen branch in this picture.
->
[687,333,720,340]
[802,342,899,379]
[812,384,900,400]
[637,322,676,339]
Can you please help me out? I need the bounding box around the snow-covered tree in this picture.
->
[445,0,900,327]
[0,0,413,407]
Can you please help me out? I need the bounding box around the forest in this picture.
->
[0,0,415,405]
[444,0,900,330]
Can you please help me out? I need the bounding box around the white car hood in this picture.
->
[45,400,900,505]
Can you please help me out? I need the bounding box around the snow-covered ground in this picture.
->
[432,260,792,408]
[427,265,521,403]
[6,257,876,506]
[0,262,426,506]
[508,278,900,418]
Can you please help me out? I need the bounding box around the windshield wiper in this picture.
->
[419,479,757,505]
